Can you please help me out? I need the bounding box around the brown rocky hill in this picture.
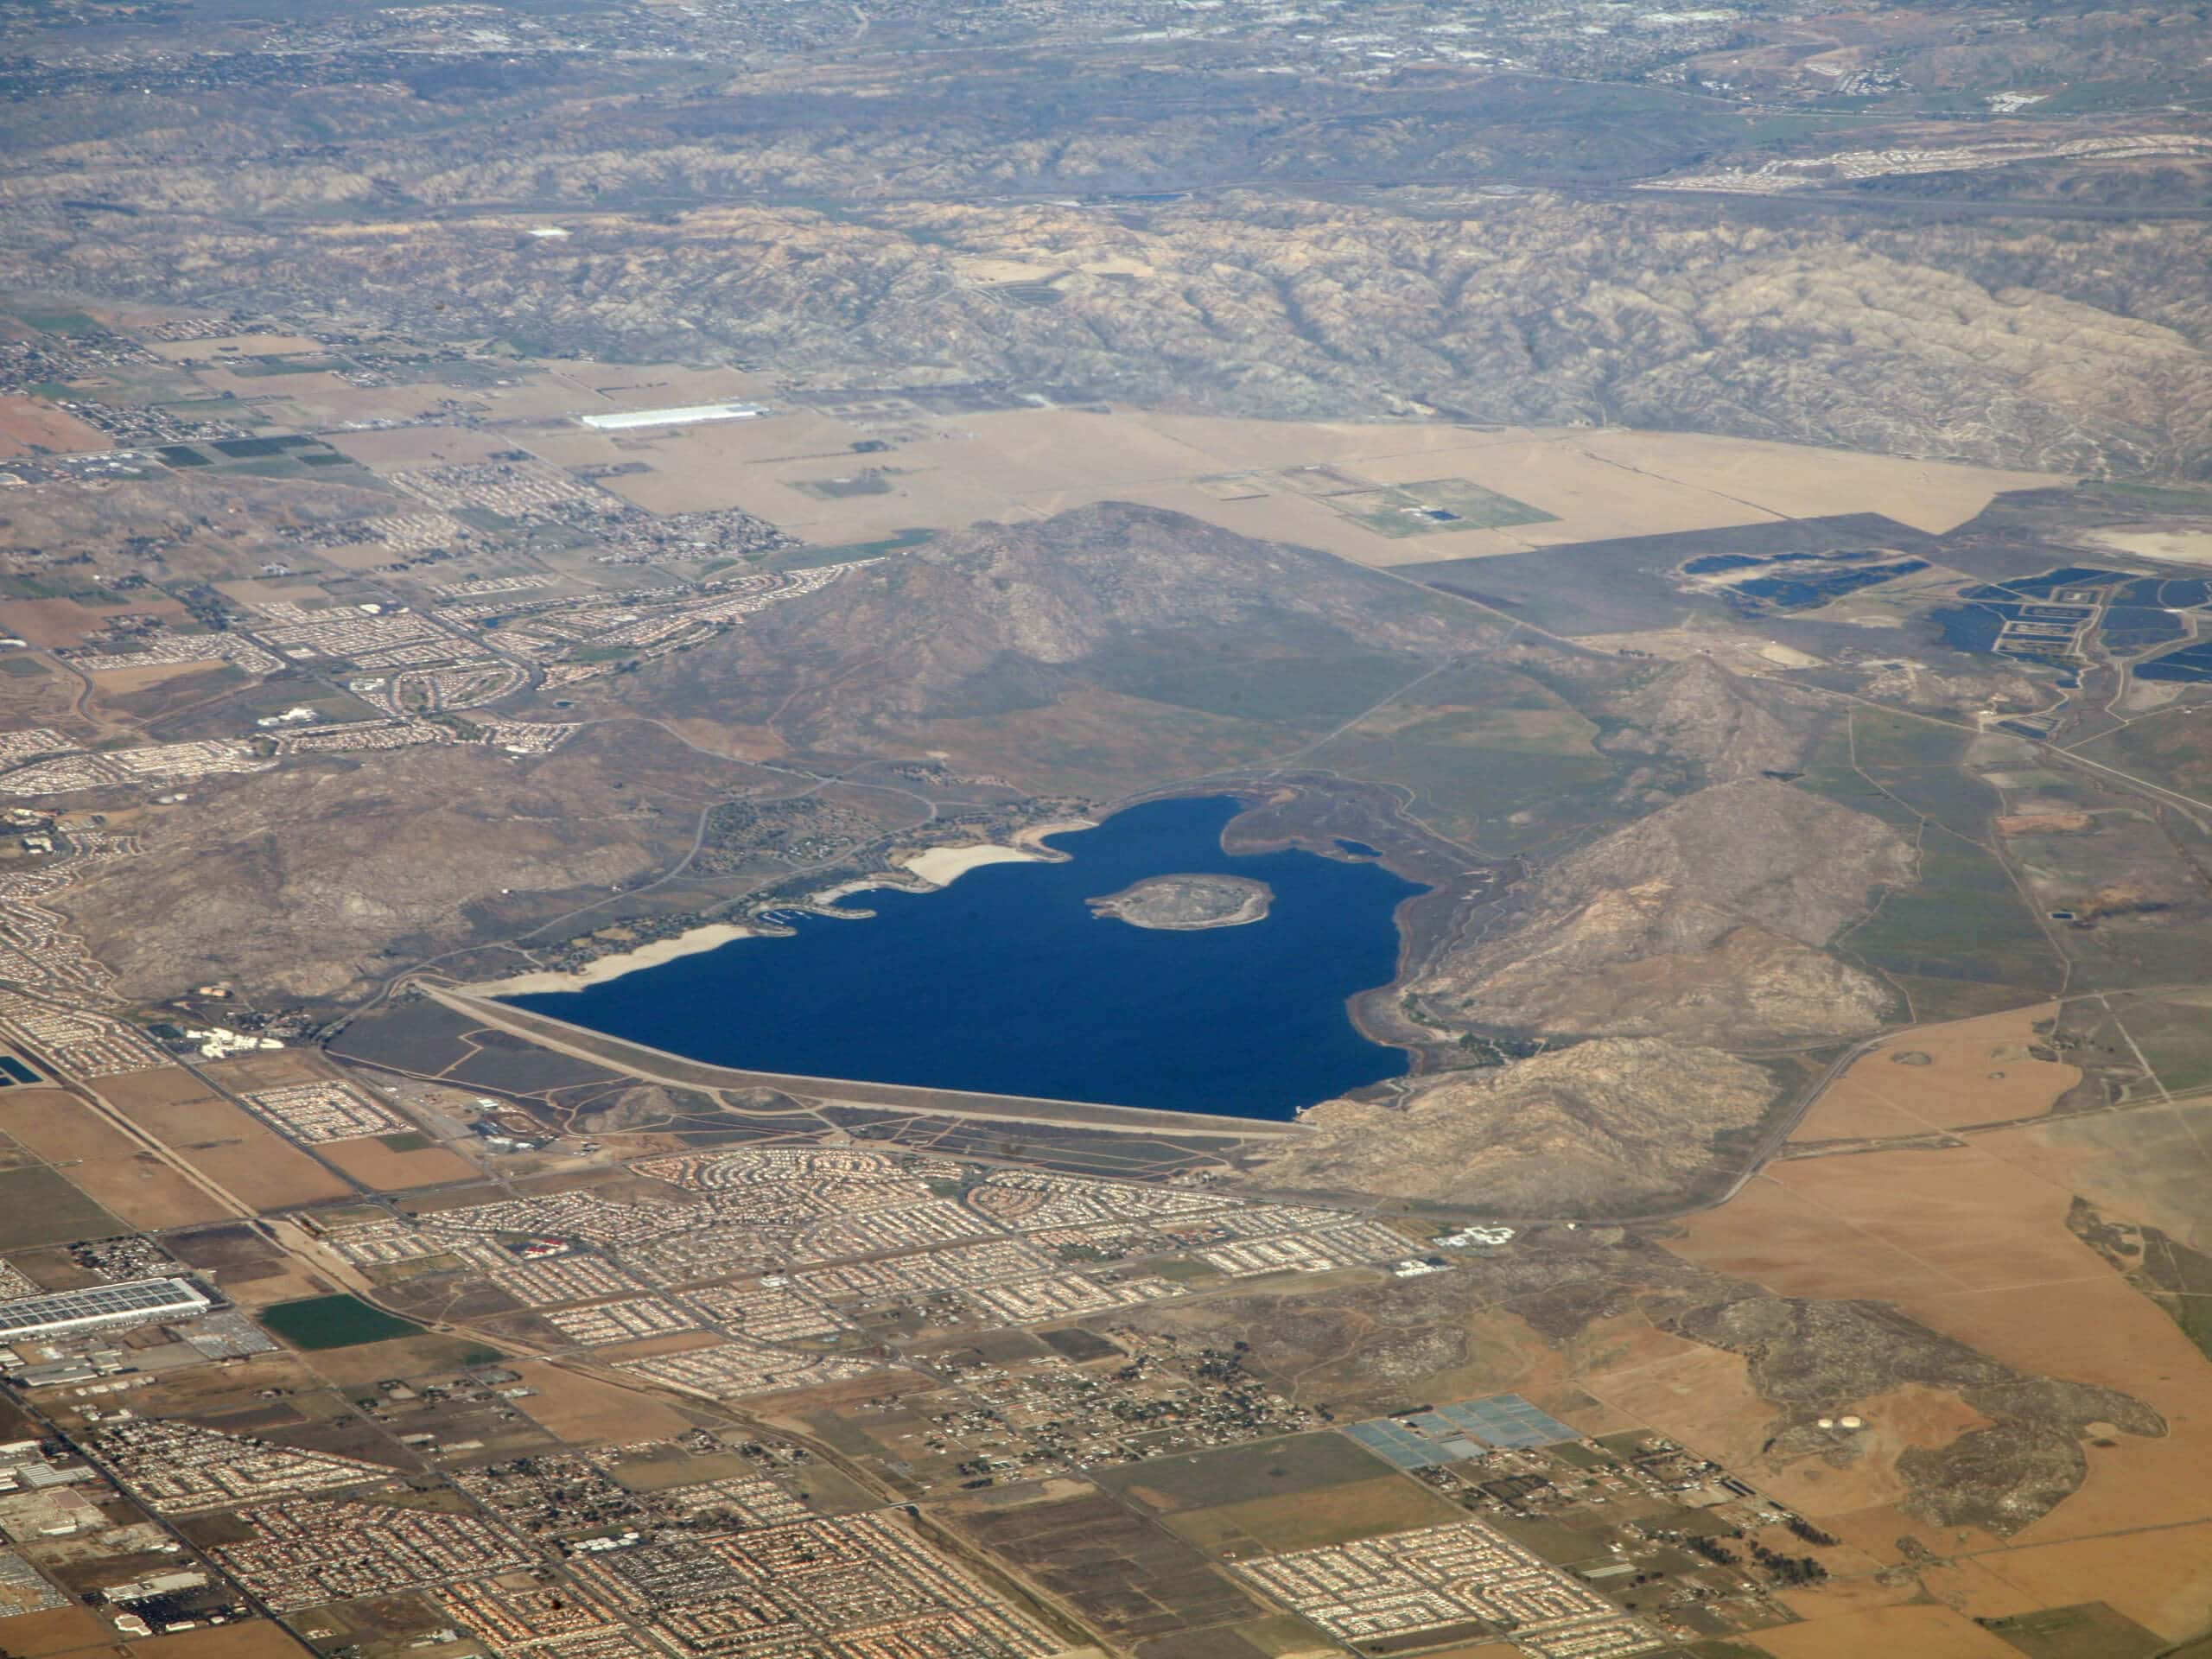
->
[1599,656,1821,785]
[615,501,1478,765]
[1412,779,1911,1046]
[60,727,760,1004]
[1255,1038,1778,1215]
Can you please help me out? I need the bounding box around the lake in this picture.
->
[508,794,1423,1120]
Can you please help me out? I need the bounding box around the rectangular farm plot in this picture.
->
[1322,478,1556,538]
[1165,1476,1467,1556]
[0,1165,123,1249]
[0,1088,229,1229]
[1098,1430,1407,1515]
[107,1088,353,1210]
[29,1151,230,1231]
[257,1294,423,1351]
[939,1483,1265,1644]
[319,1135,480,1192]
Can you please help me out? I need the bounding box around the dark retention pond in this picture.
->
[510,795,1423,1121]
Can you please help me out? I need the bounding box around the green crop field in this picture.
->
[1323,478,1555,539]
[0,1166,120,1249]
[257,1293,424,1350]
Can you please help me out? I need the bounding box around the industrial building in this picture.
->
[0,1278,210,1343]
[577,401,766,431]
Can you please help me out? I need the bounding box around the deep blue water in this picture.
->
[510,795,1423,1119]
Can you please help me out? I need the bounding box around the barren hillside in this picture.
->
[1413,779,1911,1046]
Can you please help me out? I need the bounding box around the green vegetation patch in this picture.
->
[0,574,126,605]
[225,355,348,377]
[11,308,101,336]
[1323,477,1555,538]
[1843,827,2059,994]
[377,1131,433,1153]
[770,528,936,571]
[258,1293,425,1350]
[2115,993,2212,1096]
[0,656,49,677]
[796,473,898,499]
[1309,662,1619,850]
[0,1166,122,1249]
[1980,1600,2166,1659]
[1089,632,1422,726]
[1845,705,1969,772]
[1096,1429,1397,1510]
[2098,481,2212,510]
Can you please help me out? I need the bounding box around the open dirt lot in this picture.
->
[2088,527,2212,565]
[79,658,235,696]
[102,1079,353,1210]
[319,1136,480,1192]
[0,1088,127,1163]
[144,333,325,361]
[1570,429,2060,534]
[1749,1599,2026,1658]
[510,1359,696,1442]
[1792,1003,2080,1141]
[197,1051,336,1092]
[95,1066,217,1109]
[0,1601,130,1656]
[136,1619,311,1657]
[40,1153,228,1230]
[296,1329,505,1389]
[1960,1521,2212,1642]
[0,597,137,648]
[0,395,107,456]
[274,378,491,429]
[511,406,2060,566]
[1161,1474,1461,1554]
[1974,1103,2212,1253]
[1676,1129,2212,1577]
[324,424,518,469]
[1576,1339,1779,1475]
[1757,1143,2111,1294]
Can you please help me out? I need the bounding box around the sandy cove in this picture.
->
[472,923,757,996]
[470,825,1096,995]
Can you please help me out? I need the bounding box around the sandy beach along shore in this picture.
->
[472,826,1092,995]
[470,922,754,995]
[898,842,1043,887]
[1013,817,1095,853]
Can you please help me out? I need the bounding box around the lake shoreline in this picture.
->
[474,923,758,996]
[494,795,1421,1119]
[474,830,1091,996]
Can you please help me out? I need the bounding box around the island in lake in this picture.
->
[1089,873,1273,931]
